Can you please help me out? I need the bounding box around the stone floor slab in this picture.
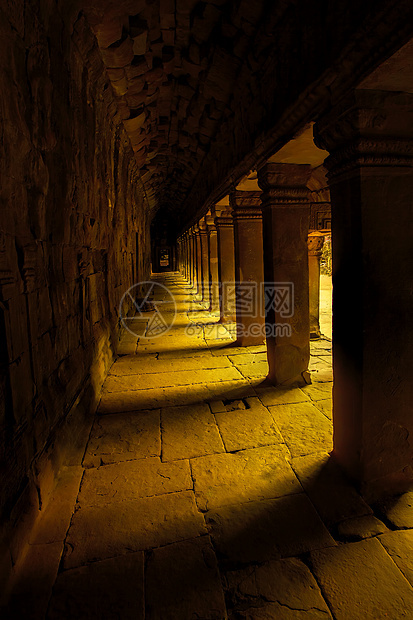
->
[379,530,413,587]
[78,458,192,506]
[48,552,144,620]
[206,493,335,565]
[232,361,269,381]
[336,515,388,541]
[98,383,224,412]
[302,382,333,402]
[161,402,225,461]
[291,453,372,526]
[191,444,300,511]
[103,366,244,392]
[256,386,310,407]
[110,355,233,375]
[214,397,283,451]
[63,490,206,569]
[310,538,413,619]
[269,402,332,457]
[83,410,161,467]
[145,537,226,619]
[224,557,332,619]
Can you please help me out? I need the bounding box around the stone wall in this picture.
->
[0,1,150,578]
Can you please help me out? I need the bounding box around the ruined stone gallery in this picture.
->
[1,0,412,617]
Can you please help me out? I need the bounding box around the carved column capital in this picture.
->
[230,190,262,220]
[314,90,413,182]
[257,162,312,207]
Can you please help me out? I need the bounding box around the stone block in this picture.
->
[161,402,224,461]
[310,539,413,619]
[83,410,161,467]
[206,493,335,565]
[63,491,207,569]
[191,444,300,511]
[214,397,284,452]
[145,537,226,619]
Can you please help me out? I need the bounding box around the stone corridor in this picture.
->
[5,273,413,619]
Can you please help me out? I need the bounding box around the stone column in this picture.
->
[231,191,265,346]
[206,214,220,314]
[194,226,203,297]
[314,89,413,498]
[215,208,236,323]
[199,219,210,306]
[258,163,312,385]
[308,233,325,339]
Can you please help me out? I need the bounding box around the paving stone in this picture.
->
[225,557,333,619]
[206,493,335,565]
[310,538,413,619]
[145,537,226,619]
[214,397,284,451]
[98,383,225,413]
[301,382,333,401]
[256,386,310,407]
[104,366,244,392]
[63,491,206,569]
[110,354,232,375]
[206,380,258,401]
[78,458,192,506]
[210,345,266,357]
[336,515,388,541]
[313,398,332,420]
[191,444,300,511]
[228,352,268,365]
[161,403,225,461]
[291,453,372,526]
[83,410,161,467]
[48,552,144,620]
[158,348,214,359]
[379,530,413,587]
[232,361,269,380]
[375,491,413,529]
[269,402,332,456]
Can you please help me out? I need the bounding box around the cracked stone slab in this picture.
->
[379,530,413,587]
[269,402,332,457]
[191,444,300,511]
[63,490,206,569]
[313,399,332,420]
[310,368,334,382]
[225,557,332,619]
[206,493,335,565]
[161,403,225,461]
[145,537,226,619]
[301,382,333,402]
[256,387,310,407]
[110,354,233,375]
[48,552,144,620]
[214,396,284,451]
[210,345,266,357]
[291,453,372,526]
[310,538,413,619]
[78,458,192,506]
[83,410,161,467]
[103,366,244,392]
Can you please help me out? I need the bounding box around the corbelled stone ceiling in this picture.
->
[82,0,268,218]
